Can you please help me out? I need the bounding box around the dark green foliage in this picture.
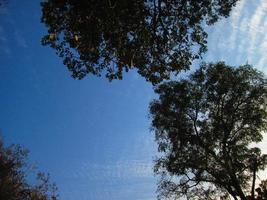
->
[41,0,238,84]
[0,137,58,200]
[150,62,267,199]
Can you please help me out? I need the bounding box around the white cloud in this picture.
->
[59,159,155,200]
[228,0,246,50]
[206,0,267,73]
[205,0,247,63]
[247,1,267,61]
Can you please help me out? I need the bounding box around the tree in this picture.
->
[41,0,238,84]
[252,180,267,200]
[0,137,58,200]
[149,62,267,199]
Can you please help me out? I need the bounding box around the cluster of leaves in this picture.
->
[0,138,58,200]
[41,0,238,84]
[253,180,267,200]
[150,62,267,200]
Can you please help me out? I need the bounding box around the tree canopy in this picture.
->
[0,137,58,200]
[41,0,238,84]
[149,62,267,200]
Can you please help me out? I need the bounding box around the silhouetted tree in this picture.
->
[251,179,267,200]
[0,137,58,200]
[150,62,267,200]
[41,0,238,84]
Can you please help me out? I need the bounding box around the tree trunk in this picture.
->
[230,173,247,200]
[251,159,257,200]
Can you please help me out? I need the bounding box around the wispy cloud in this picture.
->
[62,182,155,200]
[0,26,6,42]
[205,20,227,61]
[247,1,267,62]
[228,0,246,51]
[206,0,267,71]
[14,30,28,48]
[0,25,11,56]
[63,159,153,181]
[0,7,28,56]
[60,159,155,200]
[0,5,8,15]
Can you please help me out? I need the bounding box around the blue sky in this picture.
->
[0,0,266,199]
